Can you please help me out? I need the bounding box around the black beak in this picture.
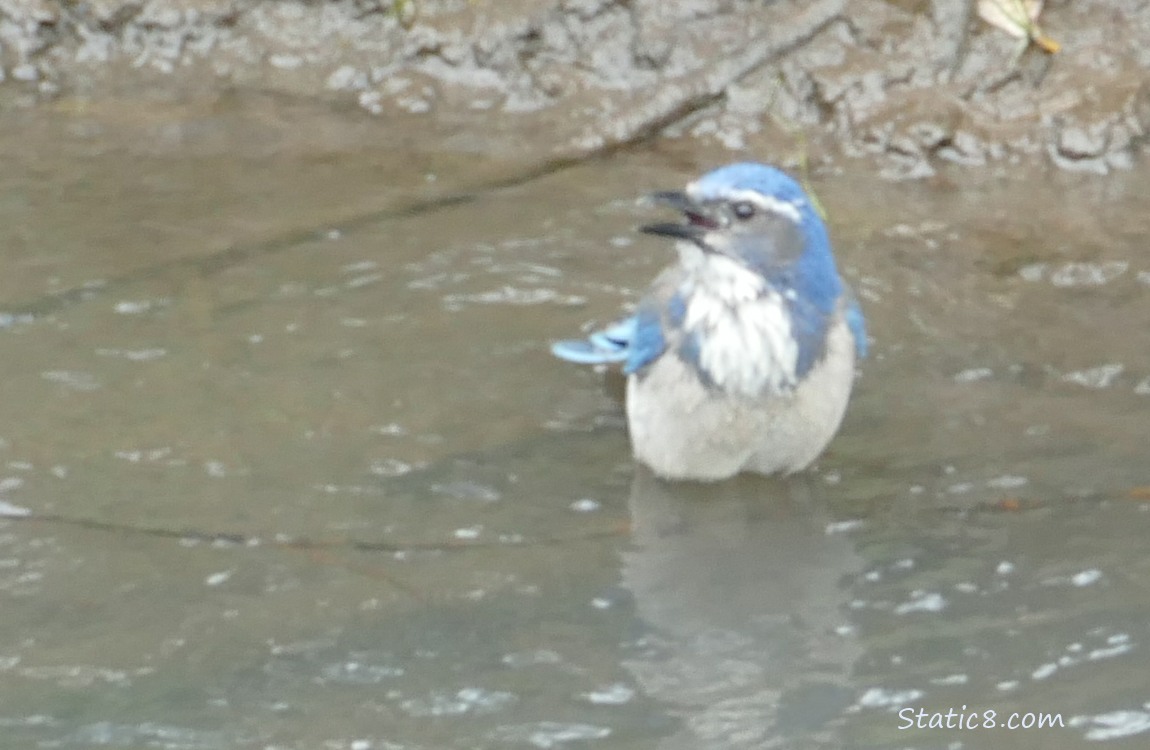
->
[640,222,706,241]
[639,190,718,242]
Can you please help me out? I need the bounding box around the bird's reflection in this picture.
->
[621,467,863,749]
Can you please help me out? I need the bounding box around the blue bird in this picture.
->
[552,162,867,481]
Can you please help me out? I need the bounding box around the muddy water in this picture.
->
[0,101,1149,750]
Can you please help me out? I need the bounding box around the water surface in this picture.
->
[1,101,1149,749]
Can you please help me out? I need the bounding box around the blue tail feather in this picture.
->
[552,316,636,366]
[551,339,628,364]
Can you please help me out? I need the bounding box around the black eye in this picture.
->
[732,201,756,220]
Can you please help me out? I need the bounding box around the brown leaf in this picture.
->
[977,0,1060,53]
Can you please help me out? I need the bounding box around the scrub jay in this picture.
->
[553,162,867,481]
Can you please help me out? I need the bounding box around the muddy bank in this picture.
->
[1,0,1148,175]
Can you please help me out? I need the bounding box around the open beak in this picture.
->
[640,191,719,242]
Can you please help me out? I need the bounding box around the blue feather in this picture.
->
[689,162,811,205]
[552,316,634,365]
[552,160,865,480]
[552,295,675,373]
[623,305,665,375]
[845,296,868,359]
[554,164,864,377]
[787,295,829,379]
[666,291,687,327]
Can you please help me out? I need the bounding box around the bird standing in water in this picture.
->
[552,162,867,481]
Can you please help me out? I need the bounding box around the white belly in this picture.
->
[625,317,856,481]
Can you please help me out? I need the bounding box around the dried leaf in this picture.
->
[1031,34,1060,54]
[977,0,1060,53]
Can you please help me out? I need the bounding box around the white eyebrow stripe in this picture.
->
[684,184,804,223]
[724,189,803,223]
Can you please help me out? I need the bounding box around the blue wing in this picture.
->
[844,295,868,360]
[552,306,666,374]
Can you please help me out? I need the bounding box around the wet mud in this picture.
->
[2,0,1148,175]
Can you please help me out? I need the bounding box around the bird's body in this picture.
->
[626,292,857,481]
[553,163,866,482]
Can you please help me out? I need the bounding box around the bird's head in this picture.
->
[641,162,843,311]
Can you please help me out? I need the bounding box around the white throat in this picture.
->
[680,250,799,396]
